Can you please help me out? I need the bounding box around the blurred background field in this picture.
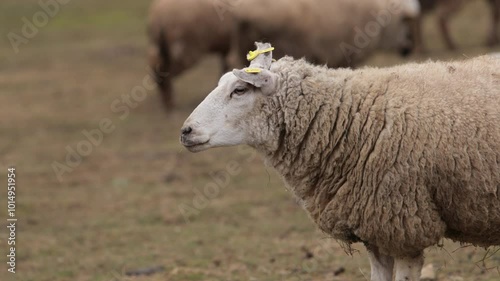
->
[0,0,499,281]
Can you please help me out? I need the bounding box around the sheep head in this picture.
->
[377,0,421,56]
[180,42,279,152]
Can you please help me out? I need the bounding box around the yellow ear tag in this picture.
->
[246,47,275,61]
[244,68,262,74]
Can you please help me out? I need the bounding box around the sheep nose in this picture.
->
[181,126,193,135]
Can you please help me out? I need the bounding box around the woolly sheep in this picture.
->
[228,0,421,68]
[147,0,234,109]
[180,42,500,281]
[412,0,500,52]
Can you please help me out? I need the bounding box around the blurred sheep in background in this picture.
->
[412,0,500,52]
[228,0,420,68]
[147,0,234,109]
[148,0,421,110]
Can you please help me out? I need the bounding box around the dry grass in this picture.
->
[0,0,499,280]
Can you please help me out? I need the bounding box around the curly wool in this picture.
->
[246,56,500,257]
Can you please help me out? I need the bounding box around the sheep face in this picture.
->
[379,0,421,56]
[180,69,279,152]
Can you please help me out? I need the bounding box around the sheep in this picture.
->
[149,0,420,110]
[180,42,500,281]
[412,0,500,52]
[147,0,234,109]
[228,0,421,68]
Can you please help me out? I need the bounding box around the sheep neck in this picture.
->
[252,66,388,224]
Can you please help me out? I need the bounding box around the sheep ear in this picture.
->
[233,68,278,95]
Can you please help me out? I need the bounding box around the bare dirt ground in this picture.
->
[0,0,499,280]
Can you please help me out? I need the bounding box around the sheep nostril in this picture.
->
[181,126,193,135]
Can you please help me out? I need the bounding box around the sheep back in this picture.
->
[261,56,500,257]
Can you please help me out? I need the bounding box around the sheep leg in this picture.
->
[151,53,173,110]
[148,44,173,110]
[366,246,394,281]
[153,27,175,110]
[394,253,423,281]
[157,71,173,110]
[438,16,456,50]
[436,1,461,50]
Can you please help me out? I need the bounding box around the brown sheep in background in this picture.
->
[228,0,421,68]
[148,0,421,111]
[147,0,234,109]
[412,0,500,52]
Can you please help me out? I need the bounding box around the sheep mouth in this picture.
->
[182,140,210,152]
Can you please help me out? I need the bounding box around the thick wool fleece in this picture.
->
[246,56,500,257]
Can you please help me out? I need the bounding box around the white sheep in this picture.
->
[180,42,500,281]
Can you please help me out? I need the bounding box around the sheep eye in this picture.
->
[230,86,247,97]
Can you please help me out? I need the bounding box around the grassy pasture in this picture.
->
[0,0,499,280]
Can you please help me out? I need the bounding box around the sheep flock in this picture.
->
[149,0,500,110]
[148,0,421,109]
